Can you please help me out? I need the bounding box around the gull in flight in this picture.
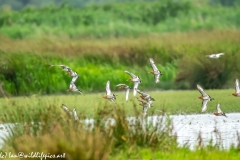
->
[206,53,224,59]
[116,84,131,102]
[149,58,163,83]
[103,80,116,103]
[232,79,240,97]
[214,103,227,117]
[197,84,215,112]
[124,70,141,97]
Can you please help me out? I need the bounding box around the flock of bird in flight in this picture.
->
[48,52,239,117]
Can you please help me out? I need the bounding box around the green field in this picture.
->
[0,89,239,118]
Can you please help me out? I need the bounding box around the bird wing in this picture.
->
[133,82,139,97]
[77,90,83,95]
[49,64,65,67]
[49,64,72,71]
[125,88,130,102]
[216,103,222,113]
[216,53,224,56]
[154,74,160,83]
[136,89,148,96]
[109,98,115,103]
[61,104,72,115]
[73,108,79,120]
[149,58,159,72]
[106,80,111,95]
[197,84,208,97]
[143,105,148,115]
[147,99,153,106]
[235,79,240,93]
[69,83,73,89]
[71,75,79,84]
[201,99,209,112]
[70,82,77,90]
[69,70,78,77]
[206,54,215,58]
[116,84,126,87]
[124,70,137,78]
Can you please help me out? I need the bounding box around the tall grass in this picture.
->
[1,102,176,159]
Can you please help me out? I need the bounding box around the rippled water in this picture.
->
[1,113,240,150]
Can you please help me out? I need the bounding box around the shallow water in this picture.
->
[1,113,240,150]
[170,113,240,150]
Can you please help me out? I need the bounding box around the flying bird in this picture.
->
[149,58,162,83]
[103,80,116,103]
[138,99,152,116]
[124,70,141,97]
[61,104,73,116]
[206,53,224,59]
[197,84,215,112]
[116,84,131,102]
[135,89,155,104]
[68,69,79,77]
[232,79,240,97]
[71,75,79,84]
[69,82,83,94]
[214,103,227,117]
[48,64,72,72]
[73,108,79,120]
[61,104,79,120]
